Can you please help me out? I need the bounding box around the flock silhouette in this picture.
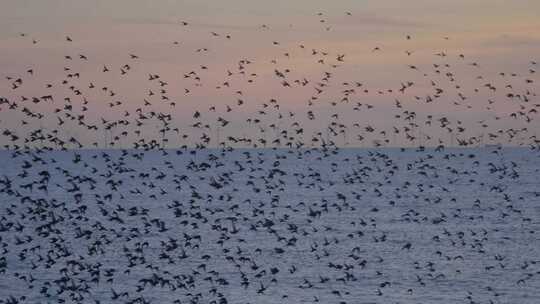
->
[0,9,539,304]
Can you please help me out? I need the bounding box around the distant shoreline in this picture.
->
[0,145,534,153]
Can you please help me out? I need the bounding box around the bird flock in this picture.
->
[1,9,540,304]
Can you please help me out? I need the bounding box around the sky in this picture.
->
[0,0,539,148]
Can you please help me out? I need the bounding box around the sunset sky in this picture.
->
[1,0,539,148]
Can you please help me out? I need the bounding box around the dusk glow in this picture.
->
[1,0,539,148]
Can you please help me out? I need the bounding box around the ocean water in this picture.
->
[0,147,539,303]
